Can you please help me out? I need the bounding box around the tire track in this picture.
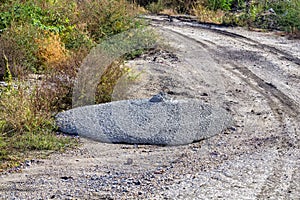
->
[163,28,300,119]
[146,15,300,66]
[159,25,299,199]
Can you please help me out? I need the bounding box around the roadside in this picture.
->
[0,15,299,199]
[1,0,299,172]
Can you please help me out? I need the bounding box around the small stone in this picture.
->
[154,170,165,174]
[149,92,166,102]
[229,126,237,131]
[124,158,133,165]
[91,175,98,180]
[25,160,31,167]
[60,176,73,180]
[133,180,141,185]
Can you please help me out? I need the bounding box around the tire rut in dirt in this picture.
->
[163,28,300,119]
[257,148,300,199]
[148,15,300,66]
[159,26,299,199]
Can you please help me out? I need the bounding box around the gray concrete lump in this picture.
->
[56,94,232,145]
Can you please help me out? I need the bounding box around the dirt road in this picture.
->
[1,15,299,199]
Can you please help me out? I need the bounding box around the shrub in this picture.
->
[0,56,53,136]
[0,1,71,34]
[0,0,149,171]
[146,0,165,13]
[0,0,88,72]
[78,0,140,42]
[206,0,234,11]
[192,0,300,34]
[0,23,43,73]
[35,32,69,68]
[96,59,127,103]
[193,4,225,24]
[0,0,142,74]
[0,61,78,170]
[270,0,300,33]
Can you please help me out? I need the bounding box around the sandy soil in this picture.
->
[0,15,299,199]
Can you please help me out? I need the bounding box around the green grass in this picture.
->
[0,131,78,171]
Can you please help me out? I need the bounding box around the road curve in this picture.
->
[0,15,299,199]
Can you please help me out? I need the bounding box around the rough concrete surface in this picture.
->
[0,15,299,199]
[56,95,232,145]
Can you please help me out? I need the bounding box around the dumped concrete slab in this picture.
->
[56,94,232,145]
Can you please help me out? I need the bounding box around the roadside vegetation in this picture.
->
[0,0,145,171]
[141,0,300,37]
[1,0,298,172]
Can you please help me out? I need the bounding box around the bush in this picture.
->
[146,0,165,14]
[193,4,225,24]
[0,80,77,169]
[0,23,42,73]
[270,0,300,33]
[192,0,300,34]
[0,1,76,72]
[0,46,85,170]
[0,1,73,34]
[78,0,140,42]
[206,0,235,11]
[0,0,144,171]
[0,0,139,74]
[35,32,69,68]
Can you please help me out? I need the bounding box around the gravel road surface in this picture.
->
[0,15,299,199]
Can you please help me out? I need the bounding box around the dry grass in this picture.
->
[36,33,69,68]
[160,8,178,15]
[193,4,225,24]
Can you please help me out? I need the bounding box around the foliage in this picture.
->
[0,0,144,171]
[96,59,127,103]
[0,1,73,34]
[94,28,157,103]
[146,0,165,14]
[78,0,140,42]
[35,32,69,68]
[193,4,225,24]
[191,0,300,35]
[270,0,300,33]
[144,0,198,14]
[0,0,139,73]
[136,0,299,35]
[0,23,42,73]
[206,0,235,11]
[0,80,78,170]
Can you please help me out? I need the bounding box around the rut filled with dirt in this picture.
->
[0,15,299,199]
